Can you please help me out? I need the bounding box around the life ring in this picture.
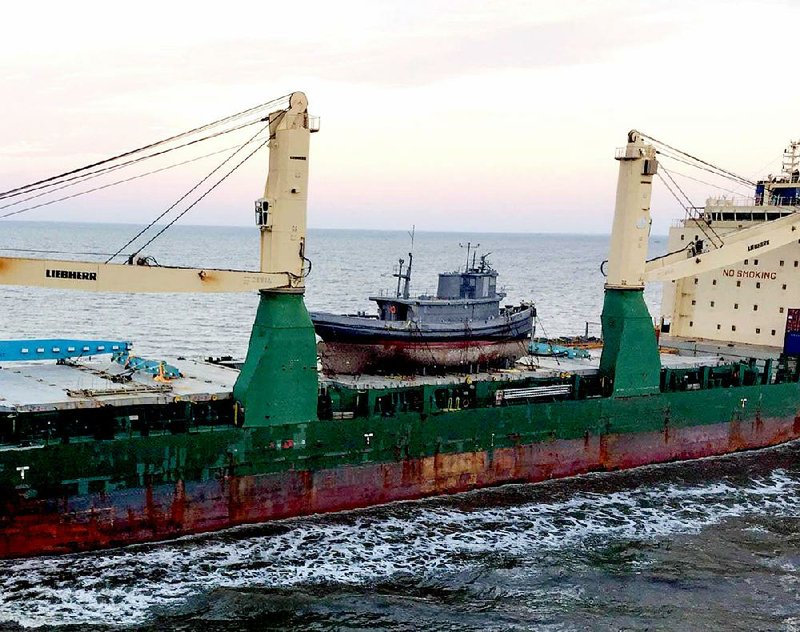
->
[388,305,397,314]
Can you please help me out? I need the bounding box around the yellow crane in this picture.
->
[645,209,800,283]
[0,92,314,294]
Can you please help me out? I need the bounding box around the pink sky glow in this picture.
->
[0,0,797,234]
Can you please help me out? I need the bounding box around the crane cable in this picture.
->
[127,137,270,258]
[0,138,267,220]
[107,121,273,262]
[659,166,725,248]
[659,167,751,197]
[0,116,274,205]
[635,130,755,188]
[655,150,754,190]
[0,94,290,202]
[656,171,721,254]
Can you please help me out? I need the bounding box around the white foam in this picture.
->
[1,465,799,628]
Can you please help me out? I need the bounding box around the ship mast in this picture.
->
[460,241,480,272]
[783,140,800,179]
[393,226,415,299]
[394,257,412,298]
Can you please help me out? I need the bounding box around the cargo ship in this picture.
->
[311,248,534,374]
[1,93,800,559]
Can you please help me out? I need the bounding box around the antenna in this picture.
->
[394,226,416,299]
[459,241,479,271]
[783,140,800,179]
[395,258,404,297]
[404,225,415,299]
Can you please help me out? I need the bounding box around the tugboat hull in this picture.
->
[310,306,534,343]
[318,339,529,374]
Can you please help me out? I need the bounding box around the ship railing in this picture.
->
[705,195,800,209]
[495,383,572,404]
[373,288,436,298]
[706,196,758,207]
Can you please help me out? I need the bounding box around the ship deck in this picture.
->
[0,348,732,414]
[0,357,238,413]
[659,335,783,361]
[324,350,722,390]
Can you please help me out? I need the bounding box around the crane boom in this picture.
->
[0,256,293,292]
[644,209,800,282]
[0,92,313,293]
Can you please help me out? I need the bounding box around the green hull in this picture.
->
[1,371,799,558]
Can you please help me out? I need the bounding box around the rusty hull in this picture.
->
[1,413,798,559]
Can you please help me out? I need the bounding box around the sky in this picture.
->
[0,0,797,234]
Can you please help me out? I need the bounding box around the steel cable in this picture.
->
[0,94,290,201]
[106,123,272,262]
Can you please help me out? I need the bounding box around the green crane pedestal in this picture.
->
[233,290,319,426]
[599,288,661,398]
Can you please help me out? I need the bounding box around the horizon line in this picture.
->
[1,218,670,238]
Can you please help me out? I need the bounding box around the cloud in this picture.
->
[0,4,677,97]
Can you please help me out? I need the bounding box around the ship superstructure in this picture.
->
[659,139,800,346]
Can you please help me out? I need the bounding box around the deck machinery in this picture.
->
[1,99,799,558]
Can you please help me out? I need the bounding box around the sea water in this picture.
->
[2,222,800,631]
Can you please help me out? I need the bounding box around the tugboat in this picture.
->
[310,244,535,374]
